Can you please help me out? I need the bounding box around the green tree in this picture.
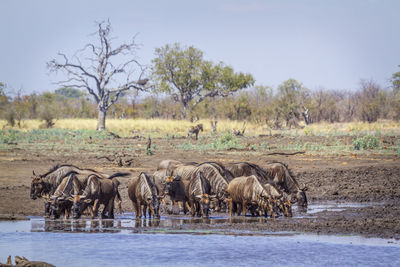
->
[55,87,83,98]
[151,43,254,119]
[275,79,309,126]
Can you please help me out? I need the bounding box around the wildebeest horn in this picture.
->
[195,194,202,199]
[32,170,36,176]
[302,186,308,192]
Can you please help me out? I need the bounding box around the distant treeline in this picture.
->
[1,78,399,128]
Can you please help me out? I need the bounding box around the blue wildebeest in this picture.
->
[128,172,161,218]
[187,171,215,218]
[226,175,279,218]
[264,162,308,208]
[29,164,108,217]
[71,172,128,219]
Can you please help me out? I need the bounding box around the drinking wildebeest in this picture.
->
[226,175,279,218]
[187,123,203,140]
[72,172,127,219]
[225,162,270,183]
[30,164,122,217]
[128,172,161,218]
[264,162,308,208]
[167,164,198,214]
[187,171,214,217]
[48,171,84,219]
[195,163,230,212]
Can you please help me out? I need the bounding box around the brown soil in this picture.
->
[1,136,399,239]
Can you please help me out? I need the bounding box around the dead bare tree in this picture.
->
[47,20,148,130]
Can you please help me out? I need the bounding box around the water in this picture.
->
[0,203,399,267]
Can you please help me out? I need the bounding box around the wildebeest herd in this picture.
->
[29,160,308,220]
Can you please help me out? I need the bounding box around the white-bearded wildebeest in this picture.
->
[225,162,270,183]
[72,172,128,219]
[166,164,198,214]
[264,162,308,208]
[48,171,84,219]
[195,163,230,212]
[226,175,279,218]
[30,164,125,217]
[128,172,161,218]
[187,123,203,140]
[187,171,215,217]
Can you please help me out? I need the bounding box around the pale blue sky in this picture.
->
[1,0,399,95]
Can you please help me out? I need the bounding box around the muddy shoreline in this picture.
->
[1,136,399,239]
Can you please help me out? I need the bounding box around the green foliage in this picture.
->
[151,43,254,118]
[353,135,380,150]
[275,78,309,124]
[0,129,117,144]
[55,87,83,98]
[392,65,400,93]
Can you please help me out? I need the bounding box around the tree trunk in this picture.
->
[181,102,188,119]
[97,107,107,131]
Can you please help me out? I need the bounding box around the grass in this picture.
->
[1,119,400,137]
[0,119,399,155]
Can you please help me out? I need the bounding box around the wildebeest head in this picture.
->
[295,187,308,208]
[165,175,181,195]
[260,192,279,218]
[30,170,47,200]
[70,195,91,219]
[195,193,216,218]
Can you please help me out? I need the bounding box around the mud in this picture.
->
[0,135,399,239]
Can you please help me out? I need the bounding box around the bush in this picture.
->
[353,135,379,150]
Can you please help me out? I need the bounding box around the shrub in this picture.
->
[353,135,379,150]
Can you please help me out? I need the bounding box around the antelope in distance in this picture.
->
[187,123,203,140]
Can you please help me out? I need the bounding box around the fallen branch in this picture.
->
[265,151,306,156]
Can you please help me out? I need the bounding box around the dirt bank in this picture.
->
[0,136,399,239]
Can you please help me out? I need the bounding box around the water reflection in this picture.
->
[28,202,375,234]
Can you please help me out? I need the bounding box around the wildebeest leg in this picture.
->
[190,200,195,217]
[227,197,233,216]
[137,200,142,218]
[44,201,51,218]
[242,201,247,216]
[142,204,147,218]
[92,199,99,219]
[236,203,242,216]
[132,201,139,218]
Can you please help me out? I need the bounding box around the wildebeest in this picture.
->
[198,161,234,182]
[48,171,84,219]
[195,163,230,211]
[225,162,270,183]
[187,171,214,217]
[128,172,161,218]
[264,162,308,208]
[226,175,278,218]
[187,123,203,140]
[164,175,190,214]
[157,159,183,172]
[30,164,120,217]
[72,172,126,219]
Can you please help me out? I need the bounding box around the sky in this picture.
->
[1,0,399,96]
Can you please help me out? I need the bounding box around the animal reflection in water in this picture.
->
[38,215,270,233]
[42,219,121,233]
